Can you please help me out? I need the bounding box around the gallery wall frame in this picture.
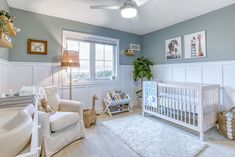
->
[165,36,182,60]
[184,31,206,59]
[27,39,48,55]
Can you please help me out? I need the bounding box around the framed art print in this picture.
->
[27,39,48,55]
[165,37,182,60]
[184,31,206,59]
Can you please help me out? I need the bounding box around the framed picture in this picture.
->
[165,37,182,60]
[27,39,48,55]
[184,31,206,59]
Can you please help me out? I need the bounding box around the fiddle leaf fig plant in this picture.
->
[133,56,153,98]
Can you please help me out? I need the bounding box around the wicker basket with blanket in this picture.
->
[217,107,235,140]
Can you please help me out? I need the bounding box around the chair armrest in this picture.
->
[38,111,51,137]
[59,99,84,120]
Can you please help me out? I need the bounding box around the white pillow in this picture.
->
[44,86,60,111]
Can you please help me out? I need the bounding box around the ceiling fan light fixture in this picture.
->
[120,4,137,18]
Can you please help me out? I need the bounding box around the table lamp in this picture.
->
[61,50,80,100]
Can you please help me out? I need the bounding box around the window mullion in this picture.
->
[90,42,95,80]
[112,45,116,79]
[103,45,106,79]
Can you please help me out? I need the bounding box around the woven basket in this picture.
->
[217,107,235,139]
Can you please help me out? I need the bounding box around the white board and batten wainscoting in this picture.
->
[0,58,235,112]
[154,60,235,111]
[0,58,9,95]
[2,60,136,113]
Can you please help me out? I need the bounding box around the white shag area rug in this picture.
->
[102,115,207,157]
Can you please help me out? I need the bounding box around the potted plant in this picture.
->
[133,56,153,98]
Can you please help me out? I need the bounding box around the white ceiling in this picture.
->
[7,0,235,35]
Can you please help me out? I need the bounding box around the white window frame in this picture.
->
[62,30,120,85]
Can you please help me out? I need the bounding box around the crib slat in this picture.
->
[172,88,174,118]
[180,89,184,122]
[164,87,167,116]
[170,87,173,118]
[193,90,196,126]
[170,87,172,118]
[167,87,169,117]
[189,89,191,125]
[185,89,187,123]
[177,88,179,121]
[159,86,162,114]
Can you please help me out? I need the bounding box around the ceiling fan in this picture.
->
[90,0,149,19]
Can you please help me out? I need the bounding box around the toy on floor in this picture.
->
[83,95,98,128]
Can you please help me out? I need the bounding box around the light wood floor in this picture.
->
[53,107,235,157]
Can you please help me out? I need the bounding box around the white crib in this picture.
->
[142,81,220,140]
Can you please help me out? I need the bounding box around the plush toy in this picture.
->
[83,95,98,128]
[40,98,55,115]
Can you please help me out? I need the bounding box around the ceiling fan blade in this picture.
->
[90,5,121,10]
[132,0,148,6]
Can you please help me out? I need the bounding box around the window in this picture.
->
[62,30,118,83]
[95,44,114,80]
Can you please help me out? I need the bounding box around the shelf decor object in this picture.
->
[0,10,16,48]
[0,30,12,48]
[103,90,132,117]
[27,39,48,55]
[61,50,80,100]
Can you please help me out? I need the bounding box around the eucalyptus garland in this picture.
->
[0,10,16,34]
[0,10,15,23]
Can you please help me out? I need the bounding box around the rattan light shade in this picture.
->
[61,50,80,67]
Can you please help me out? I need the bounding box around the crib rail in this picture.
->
[143,81,219,140]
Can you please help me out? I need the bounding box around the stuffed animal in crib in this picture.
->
[83,95,98,128]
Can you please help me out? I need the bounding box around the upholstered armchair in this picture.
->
[38,87,85,157]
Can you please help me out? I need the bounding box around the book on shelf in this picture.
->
[105,90,129,102]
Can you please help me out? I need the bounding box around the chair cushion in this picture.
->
[45,86,60,111]
[49,112,79,132]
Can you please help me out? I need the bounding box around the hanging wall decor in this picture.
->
[165,36,182,60]
[27,39,48,55]
[184,31,206,59]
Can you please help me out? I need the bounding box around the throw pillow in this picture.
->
[44,86,60,111]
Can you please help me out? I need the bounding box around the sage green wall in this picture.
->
[9,8,142,65]
[142,4,235,64]
[0,0,9,60]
